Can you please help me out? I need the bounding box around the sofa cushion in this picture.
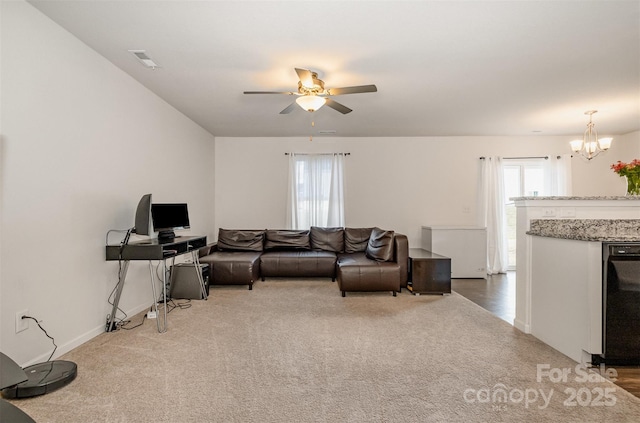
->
[365,227,395,262]
[310,226,344,253]
[260,250,336,278]
[217,229,264,252]
[344,227,374,253]
[264,229,310,250]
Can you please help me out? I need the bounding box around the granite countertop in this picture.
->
[527,219,640,242]
[512,196,640,201]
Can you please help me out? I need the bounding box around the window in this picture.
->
[503,159,547,268]
[482,155,570,272]
[286,153,345,229]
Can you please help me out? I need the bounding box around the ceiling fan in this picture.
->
[244,68,377,114]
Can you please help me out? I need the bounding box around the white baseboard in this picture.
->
[513,318,531,334]
[22,302,152,367]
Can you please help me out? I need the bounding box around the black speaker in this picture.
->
[169,263,209,299]
[133,194,152,235]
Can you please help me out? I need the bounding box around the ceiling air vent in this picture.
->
[318,130,337,135]
[128,50,160,69]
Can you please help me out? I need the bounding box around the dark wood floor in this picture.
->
[452,273,640,399]
[451,272,516,324]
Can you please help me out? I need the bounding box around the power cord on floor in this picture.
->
[110,298,192,332]
[156,297,193,315]
[22,315,57,362]
[119,311,147,330]
[168,298,192,312]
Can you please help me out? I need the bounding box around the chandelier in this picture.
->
[569,110,613,160]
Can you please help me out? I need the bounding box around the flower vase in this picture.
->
[625,174,640,196]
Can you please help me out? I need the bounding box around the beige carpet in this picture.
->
[8,279,640,422]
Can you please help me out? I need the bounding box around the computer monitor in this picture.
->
[151,203,190,241]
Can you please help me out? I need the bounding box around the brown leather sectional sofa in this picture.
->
[198,227,408,296]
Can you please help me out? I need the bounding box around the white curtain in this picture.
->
[286,153,345,229]
[479,156,508,275]
[546,154,573,196]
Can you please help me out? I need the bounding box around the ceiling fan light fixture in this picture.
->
[245,67,375,114]
[296,95,326,112]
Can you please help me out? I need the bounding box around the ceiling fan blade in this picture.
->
[327,85,377,95]
[295,68,314,88]
[244,91,296,95]
[279,102,298,114]
[325,98,352,114]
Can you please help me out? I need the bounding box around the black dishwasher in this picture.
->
[596,243,640,364]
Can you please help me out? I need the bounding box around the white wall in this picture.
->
[1,1,215,365]
[215,132,639,247]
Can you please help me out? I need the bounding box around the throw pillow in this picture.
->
[217,229,265,252]
[344,227,374,253]
[365,227,395,262]
[310,227,344,253]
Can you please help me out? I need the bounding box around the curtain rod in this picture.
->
[479,156,549,160]
[479,155,570,160]
[284,152,350,156]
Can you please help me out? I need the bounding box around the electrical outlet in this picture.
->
[16,310,29,333]
[147,311,157,319]
[542,208,557,217]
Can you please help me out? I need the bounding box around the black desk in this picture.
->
[105,235,207,332]
[106,235,207,261]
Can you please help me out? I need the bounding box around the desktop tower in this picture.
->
[169,263,209,299]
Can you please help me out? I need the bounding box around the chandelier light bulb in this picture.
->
[599,137,613,150]
[570,140,583,152]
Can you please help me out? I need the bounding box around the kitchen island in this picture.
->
[527,218,640,364]
[512,196,640,334]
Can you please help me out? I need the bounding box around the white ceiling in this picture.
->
[28,0,640,138]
